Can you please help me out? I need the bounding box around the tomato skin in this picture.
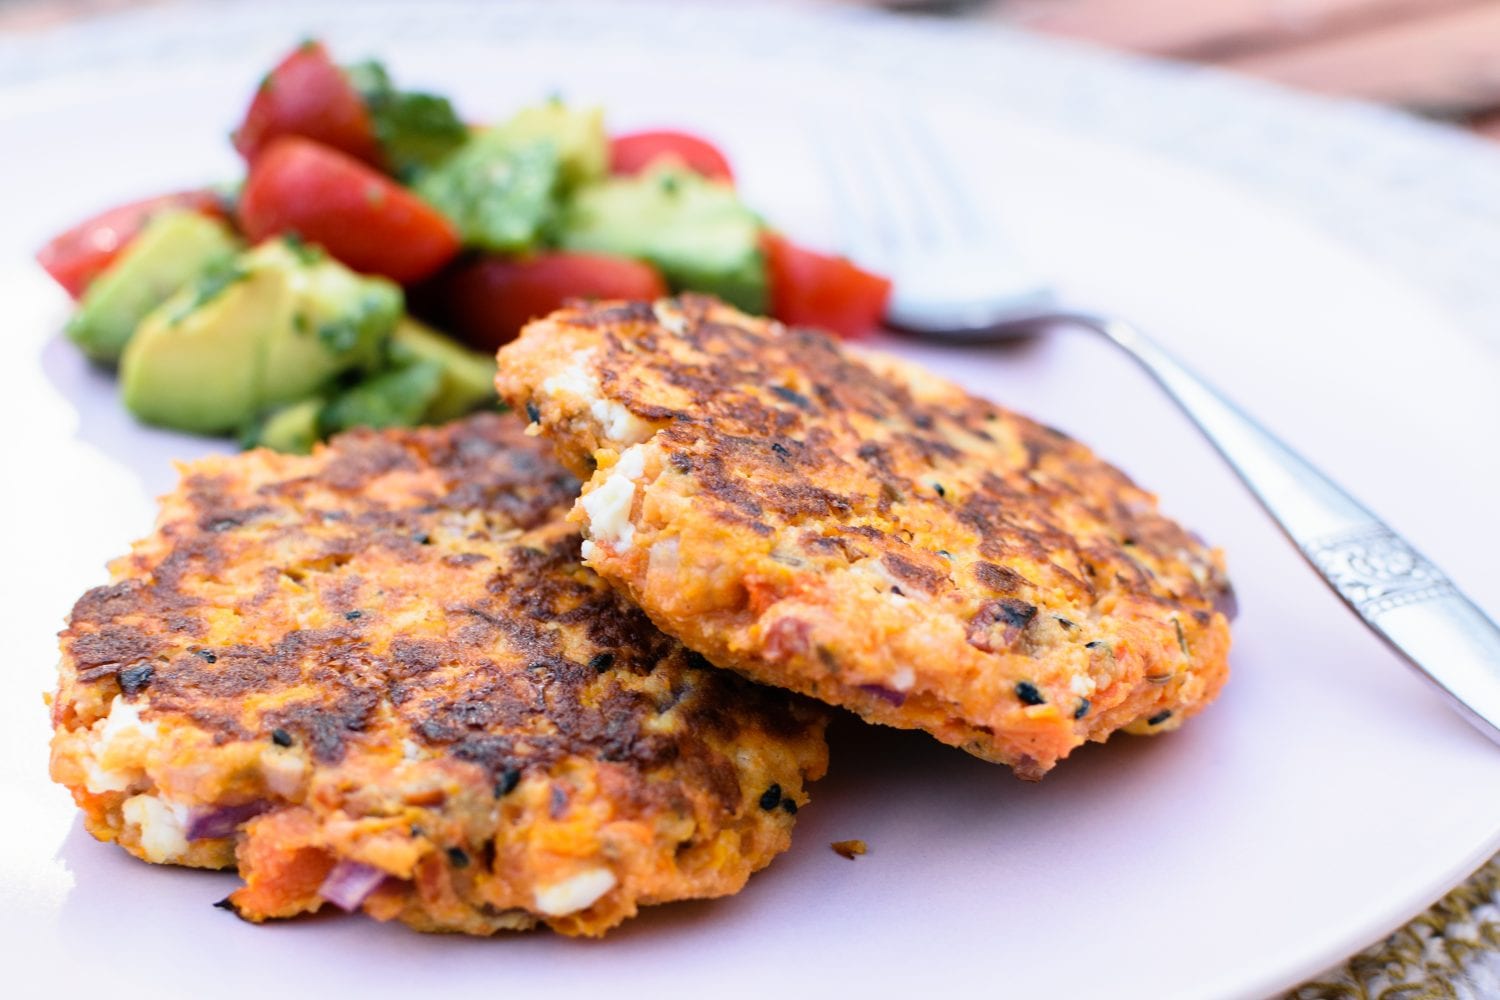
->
[36,189,227,299]
[608,130,734,183]
[439,252,668,351]
[238,137,460,284]
[232,41,380,166]
[764,233,892,339]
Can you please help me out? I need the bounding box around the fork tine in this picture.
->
[812,117,886,258]
[817,108,987,263]
[896,113,987,247]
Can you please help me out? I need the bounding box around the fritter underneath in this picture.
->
[496,296,1234,780]
[48,413,827,936]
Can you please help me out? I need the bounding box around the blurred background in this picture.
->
[7,0,1500,140]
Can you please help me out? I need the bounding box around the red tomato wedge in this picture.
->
[439,252,667,351]
[36,189,227,299]
[608,130,734,183]
[238,137,460,284]
[232,41,380,166]
[764,232,892,339]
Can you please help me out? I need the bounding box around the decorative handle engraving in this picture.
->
[1071,312,1500,746]
[1302,526,1457,618]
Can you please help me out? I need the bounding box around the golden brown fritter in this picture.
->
[495,296,1233,779]
[48,413,827,936]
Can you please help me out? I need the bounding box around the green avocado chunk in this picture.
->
[558,166,766,312]
[67,209,240,365]
[119,237,402,435]
[245,397,324,455]
[415,130,561,253]
[321,361,445,434]
[498,99,607,189]
[387,317,498,422]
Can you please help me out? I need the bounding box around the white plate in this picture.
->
[3,4,1499,999]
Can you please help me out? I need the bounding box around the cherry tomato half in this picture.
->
[764,232,892,339]
[608,130,734,183]
[36,189,227,299]
[232,40,380,167]
[439,252,668,351]
[238,137,460,284]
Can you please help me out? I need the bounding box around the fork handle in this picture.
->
[1065,312,1500,745]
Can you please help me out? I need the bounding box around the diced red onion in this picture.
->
[858,684,906,707]
[318,860,387,912]
[1213,584,1239,622]
[186,801,271,841]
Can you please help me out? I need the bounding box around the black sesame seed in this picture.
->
[345,610,362,621]
[771,441,791,458]
[1054,617,1075,630]
[118,664,153,696]
[1147,710,1173,726]
[1073,699,1090,720]
[495,768,521,797]
[933,482,947,498]
[524,401,541,423]
[588,652,615,673]
[1085,641,1105,650]
[1173,618,1190,656]
[197,649,217,663]
[412,532,431,546]
[212,896,239,913]
[447,847,470,868]
[770,385,812,410]
[411,825,425,838]
[759,784,783,811]
[1015,681,1045,706]
[780,798,798,815]
[937,550,952,559]
[270,728,293,747]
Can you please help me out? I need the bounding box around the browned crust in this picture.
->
[49,412,827,936]
[495,296,1233,779]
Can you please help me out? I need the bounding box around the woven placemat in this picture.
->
[1290,856,1500,998]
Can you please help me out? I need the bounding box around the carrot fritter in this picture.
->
[495,296,1233,779]
[48,413,827,936]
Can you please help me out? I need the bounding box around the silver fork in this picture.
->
[816,114,1500,746]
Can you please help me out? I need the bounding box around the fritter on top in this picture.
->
[48,413,827,936]
[496,296,1233,780]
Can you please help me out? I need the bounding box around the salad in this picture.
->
[37,40,892,453]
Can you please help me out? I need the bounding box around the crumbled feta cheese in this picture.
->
[533,867,617,916]
[259,746,308,798]
[889,666,916,692]
[1070,674,1097,697]
[580,445,646,549]
[121,794,189,863]
[538,351,653,444]
[83,695,159,794]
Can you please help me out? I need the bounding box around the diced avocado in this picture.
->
[321,361,445,433]
[559,166,766,312]
[259,239,400,408]
[499,100,606,189]
[120,236,403,435]
[415,131,561,252]
[67,210,240,364]
[388,317,497,422]
[120,259,274,433]
[344,59,468,180]
[245,397,324,454]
